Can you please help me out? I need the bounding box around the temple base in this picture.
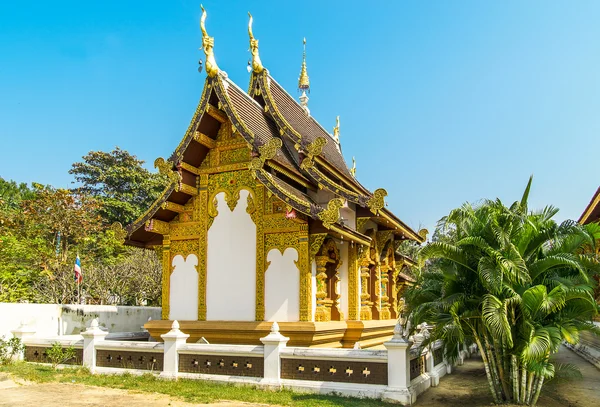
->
[145,320,396,348]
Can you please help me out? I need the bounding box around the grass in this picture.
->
[0,362,393,407]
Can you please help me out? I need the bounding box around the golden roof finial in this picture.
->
[200,5,219,77]
[298,38,310,92]
[248,12,264,74]
[351,157,356,177]
[332,115,340,143]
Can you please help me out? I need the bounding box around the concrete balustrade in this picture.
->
[13,320,462,405]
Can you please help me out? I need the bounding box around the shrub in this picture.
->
[0,336,24,365]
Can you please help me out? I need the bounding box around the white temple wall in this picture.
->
[265,248,299,322]
[169,254,199,321]
[206,190,256,321]
[338,242,349,319]
[311,259,317,322]
[339,202,356,230]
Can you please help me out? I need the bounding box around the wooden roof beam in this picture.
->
[207,104,227,123]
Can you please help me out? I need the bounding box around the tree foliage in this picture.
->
[0,149,162,305]
[69,147,167,225]
[406,177,600,406]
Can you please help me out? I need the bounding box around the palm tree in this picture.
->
[406,177,600,405]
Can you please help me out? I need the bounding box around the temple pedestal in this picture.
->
[145,319,396,349]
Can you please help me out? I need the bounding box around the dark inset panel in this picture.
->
[433,347,444,367]
[410,355,425,380]
[281,358,387,385]
[96,349,163,372]
[178,354,263,378]
[24,346,83,366]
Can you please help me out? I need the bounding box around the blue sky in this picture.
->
[1,1,599,232]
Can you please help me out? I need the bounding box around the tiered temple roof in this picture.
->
[125,9,424,249]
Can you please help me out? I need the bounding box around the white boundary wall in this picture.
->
[0,303,161,338]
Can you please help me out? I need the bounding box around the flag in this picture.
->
[74,255,83,284]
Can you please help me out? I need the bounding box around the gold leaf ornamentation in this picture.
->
[154,157,181,185]
[366,188,387,215]
[317,198,344,229]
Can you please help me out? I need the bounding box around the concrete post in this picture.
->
[160,320,189,379]
[81,318,108,372]
[382,322,416,405]
[10,321,36,361]
[425,346,440,387]
[260,322,289,386]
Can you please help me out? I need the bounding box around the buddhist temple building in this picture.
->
[126,8,426,348]
[579,187,600,226]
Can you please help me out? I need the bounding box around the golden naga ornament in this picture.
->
[306,136,327,159]
[367,188,387,215]
[154,157,181,185]
[318,198,344,229]
[200,5,219,78]
[249,138,282,170]
[332,116,340,143]
[418,228,429,241]
[351,156,357,177]
[247,12,264,74]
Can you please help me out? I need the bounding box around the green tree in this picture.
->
[69,148,167,225]
[406,177,600,405]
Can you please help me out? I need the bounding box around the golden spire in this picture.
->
[351,157,356,177]
[332,116,340,143]
[298,38,310,92]
[248,12,264,74]
[200,5,219,77]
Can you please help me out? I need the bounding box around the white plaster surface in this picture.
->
[207,190,256,321]
[0,303,161,338]
[169,254,199,321]
[265,248,299,322]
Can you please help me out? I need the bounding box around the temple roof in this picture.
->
[579,186,600,224]
[125,11,424,247]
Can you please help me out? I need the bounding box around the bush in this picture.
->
[0,336,24,365]
[46,342,75,370]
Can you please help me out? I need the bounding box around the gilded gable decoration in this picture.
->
[200,6,219,78]
[318,198,344,229]
[366,188,388,215]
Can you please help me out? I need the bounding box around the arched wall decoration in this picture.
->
[264,247,300,322]
[169,254,199,321]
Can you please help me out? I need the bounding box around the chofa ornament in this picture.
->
[200,5,219,78]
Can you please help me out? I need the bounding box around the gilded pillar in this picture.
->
[314,255,331,322]
[347,244,359,320]
[197,174,209,320]
[161,235,171,320]
[254,184,265,321]
[298,228,311,321]
[359,258,372,320]
[379,264,391,320]
[390,268,399,319]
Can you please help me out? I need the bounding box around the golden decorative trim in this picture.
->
[161,201,186,213]
[200,6,219,78]
[206,104,227,123]
[161,235,171,319]
[318,198,344,229]
[379,211,423,242]
[249,138,282,170]
[154,157,181,185]
[179,162,201,176]
[247,12,264,74]
[356,217,370,233]
[254,184,266,321]
[197,174,209,320]
[178,183,198,196]
[309,233,328,262]
[328,224,371,246]
[199,162,250,174]
[145,219,169,235]
[194,131,217,148]
[347,243,359,320]
[266,161,312,189]
[366,188,387,215]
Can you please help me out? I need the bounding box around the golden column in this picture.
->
[379,264,391,320]
[161,235,171,320]
[314,255,331,321]
[359,258,372,320]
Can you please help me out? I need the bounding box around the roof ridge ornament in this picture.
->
[318,198,344,229]
[351,157,356,177]
[200,5,219,78]
[298,38,310,115]
[332,116,340,144]
[367,188,388,215]
[248,12,264,74]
